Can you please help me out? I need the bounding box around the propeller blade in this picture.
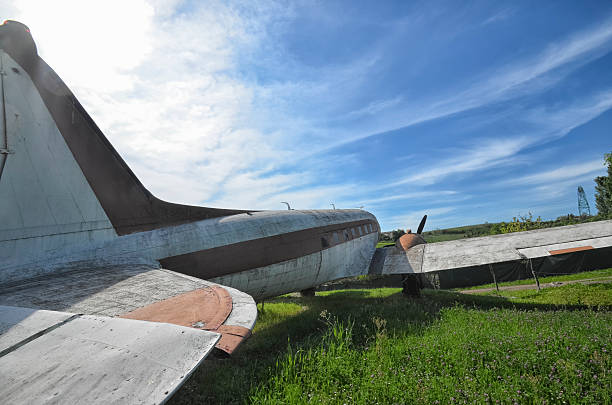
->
[416,214,427,234]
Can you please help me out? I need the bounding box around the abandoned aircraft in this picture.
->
[0,20,378,403]
[1,19,611,404]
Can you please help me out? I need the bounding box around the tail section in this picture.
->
[0,44,117,265]
[0,20,247,248]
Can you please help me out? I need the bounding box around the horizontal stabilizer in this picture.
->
[0,305,220,404]
[0,265,258,355]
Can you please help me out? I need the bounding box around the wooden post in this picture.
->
[488,264,499,293]
[528,258,541,292]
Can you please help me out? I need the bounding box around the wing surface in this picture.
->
[372,220,612,275]
[0,264,257,404]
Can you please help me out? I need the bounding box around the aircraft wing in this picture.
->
[0,265,257,404]
[372,220,612,278]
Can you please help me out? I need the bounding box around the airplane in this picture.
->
[0,20,379,403]
[372,215,612,292]
[1,20,611,404]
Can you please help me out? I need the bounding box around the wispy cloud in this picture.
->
[374,87,612,191]
[5,1,317,207]
[2,1,610,229]
[355,190,458,206]
[502,159,606,187]
[345,96,403,118]
[387,137,530,187]
[317,15,612,151]
[384,206,457,231]
[481,7,515,26]
[524,90,612,138]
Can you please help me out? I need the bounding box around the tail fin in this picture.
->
[0,21,247,246]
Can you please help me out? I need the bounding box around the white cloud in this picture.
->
[345,96,403,118]
[373,88,612,192]
[384,206,456,231]
[503,159,605,187]
[481,7,515,26]
[387,137,530,186]
[1,1,610,226]
[15,0,155,92]
[355,190,458,206]
[317,16,612,151]
[524,91,612,138]
[2,1,318,207]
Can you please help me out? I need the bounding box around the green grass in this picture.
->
[376,241,396,248]
[170,285,612,404]
[422,223,498,243]
[423,233,470,243]
[479,283,612,307]
[458,267,612,291]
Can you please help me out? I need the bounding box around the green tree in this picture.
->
[490,213,543,234]
[594,152,612,218]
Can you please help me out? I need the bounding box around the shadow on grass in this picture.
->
[169,288,610,404]
[425,288,612,312]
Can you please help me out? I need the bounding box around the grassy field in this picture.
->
[170,285,612,404]
[422,223,497,243]
[479,283,612,306]
[459,267,612,291]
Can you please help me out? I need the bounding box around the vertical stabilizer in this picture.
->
[0,21,248,245]
[0,48,117,268]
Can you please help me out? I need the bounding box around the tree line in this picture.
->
[594,152,612,218]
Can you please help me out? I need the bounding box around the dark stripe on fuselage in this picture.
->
[0,24,249,235]
[159,219,379,279]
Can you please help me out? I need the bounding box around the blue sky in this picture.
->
[2,0,612,230]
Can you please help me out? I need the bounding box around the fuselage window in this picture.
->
[358,226,363,236]
[368,223,373,233]
[344,230,350,241]
[321,237,329,248]
[332,232,340,244]
[351,228,356,237]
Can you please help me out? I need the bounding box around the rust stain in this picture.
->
[120,287,232,330]
[216,334,247,354]
[549,246,594,255]
[215,325,252,354]
[119,287,250,354]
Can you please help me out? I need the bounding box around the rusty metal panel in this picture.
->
[120,286,233,330]
[549,246,594,255]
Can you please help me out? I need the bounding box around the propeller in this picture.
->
[416,214,427,234]
[396,214,427,251]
